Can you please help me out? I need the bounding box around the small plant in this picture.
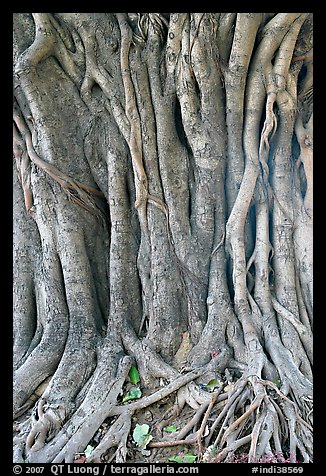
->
[205,378,223,392]
[121,365,142,402]
[129,365,140,385]
[73,444,94,463]
[163,425,178,433]
[169,452,197,463]
[132,423,153,449]
[122,387,142,403]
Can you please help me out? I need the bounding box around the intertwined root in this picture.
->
[13,399,68,462]
[148,374,312,464]
[16,357,312,463]
[199,375,313,463]
[25,400,68,455]
[87,413,132,463]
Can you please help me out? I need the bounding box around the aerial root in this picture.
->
[150,387,224,452]
[87,413,132,463]
[199,375,313,463]
[25,399,66,455]
[20,357,212,463]
[78,358,221,463]
[14,354,312,463]
[148,373,312,463]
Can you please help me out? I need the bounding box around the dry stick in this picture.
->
[148,438,196,449]
[211,231,226,256]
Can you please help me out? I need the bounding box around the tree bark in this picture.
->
[13,12,313,464]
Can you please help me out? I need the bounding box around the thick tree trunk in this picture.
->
[13,13,313,464]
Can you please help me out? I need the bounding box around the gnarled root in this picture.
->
[14,349,312,464]
[201,375,312,463]
[25,399,68,455]
[87,413,132,463]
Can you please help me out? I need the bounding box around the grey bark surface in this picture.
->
[13,13,313,464]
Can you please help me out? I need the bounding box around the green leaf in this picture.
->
[133,423,149,444]
[84,445,94,457]
[169,453,197,463]
[169,456,183,463]
[129,366,140,385]
[205,378,223,392]
[182,453,197,463]
[163,425,178,433]
[273,378,281,388]
[139,433,153,449]
[132,423,153,449]
[122,387,142,403]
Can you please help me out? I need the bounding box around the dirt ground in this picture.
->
[88,395,200,464]
[13,393,202,464]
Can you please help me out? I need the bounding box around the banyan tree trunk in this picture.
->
[13,13,313,464]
